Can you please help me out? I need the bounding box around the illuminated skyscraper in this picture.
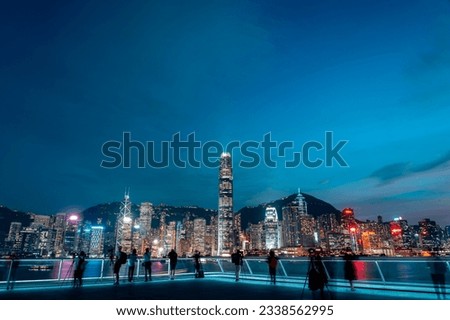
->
[115,190,133,253]
[63,213,81,255]
[139,202,154,254]
[6,222,22,253]
[282,189,309,247]
[218,152,234,255]
[193,218,206,253]
[264,206,280,250]
[89,226,105,257]
[53,213,66,257]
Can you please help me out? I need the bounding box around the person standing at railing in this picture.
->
[168,249,178,280]
[127,249,138,282]
[267,250,279,285]
[231,249,244,282]
[343,247,357,291]
[307,248,328,299]
[143,248,152,282]
[193,251,202,278]
[113,246,127,285]
[73,251,87,288]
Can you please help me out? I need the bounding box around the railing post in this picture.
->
[217,258,224,273]
[322,260,331,280]
[136,259,141,280]
[244,259,253,275]
[5,259,13,289]
[278,260,288,277]
[100,259,105,281]
[374,261,386,284]
[57,259,63,282]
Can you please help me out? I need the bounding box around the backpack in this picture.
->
[269,257,278,268]
[120,252,127,265]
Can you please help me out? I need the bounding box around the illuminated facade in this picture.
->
[218,152,234,255]
[281,189,308,247]
[63,214,81,255]
[115,190,133,253]
[193,218,206,253]
[264,206,280,250]
[139,202,154,254]
[89,226,105,257]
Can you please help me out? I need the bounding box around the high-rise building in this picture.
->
[193,218,206,253]
[20,227,40,255]
[89,226,105,257]
[63,213,81,255]
[282,189,308,247]
[247,222,264,251]
[5,222,23,254]
[264,206,280,250]
[116,190,133,253]
[139,202,154,254]
[218,152,234,255]
[298,212,315,248]
[418,218,441,250]
[53,213,66,257]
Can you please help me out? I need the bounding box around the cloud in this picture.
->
[369,151,450,183]
[413,151,450,172]
[316,153,450,224]
[369,162,411,182]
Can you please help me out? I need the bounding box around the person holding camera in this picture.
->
[307,248,328,299]
[143,248,152,282]
[231,249,244,282]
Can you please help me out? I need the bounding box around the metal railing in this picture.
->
[1,257,449,293]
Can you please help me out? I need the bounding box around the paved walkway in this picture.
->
[0,276,444,300]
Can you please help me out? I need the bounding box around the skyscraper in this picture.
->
[139,202,154,254]
[281,189,309,247]
[264,206,280,250]
[115,190,133,253]
[218,152,234,256]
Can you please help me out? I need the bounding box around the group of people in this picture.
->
[113,246,154,285]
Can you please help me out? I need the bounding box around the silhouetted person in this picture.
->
[307,248,328,299]
[108,248,114,266]
[113,246,126,285]
[143,248,152,282]
[128,249,138,282]
[343,248,357,291]
[193,251,201,278]
[168,249,178,280]
[231,249,244,281]
[6,253,19,290]
[73,251,87,288]
[267,250,279,285]
[428,253,448,299]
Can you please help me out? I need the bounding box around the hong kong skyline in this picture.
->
[1,0,450,226]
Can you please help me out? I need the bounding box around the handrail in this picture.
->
[1,257,449,294]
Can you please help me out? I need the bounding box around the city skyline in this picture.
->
[1,0,450,226]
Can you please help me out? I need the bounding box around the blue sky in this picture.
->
[1,0,450,225]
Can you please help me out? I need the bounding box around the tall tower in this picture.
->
[139,202,154,254]
[115,189,133,253]
[264,206,280,250]
[218,152,234,256]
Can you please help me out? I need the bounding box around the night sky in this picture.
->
[1,0,450,225]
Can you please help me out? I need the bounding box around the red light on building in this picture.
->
[343,208,354,216]
[390,222,402,236]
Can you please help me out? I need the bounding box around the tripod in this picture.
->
[300,258,312,299]
[300,256,332,299]
[61,260,75,287]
